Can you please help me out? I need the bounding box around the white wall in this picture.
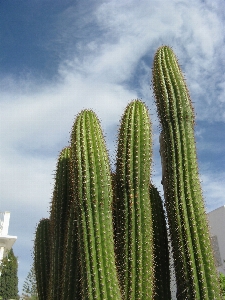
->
[0,212,17,263]
[207,205,225,275]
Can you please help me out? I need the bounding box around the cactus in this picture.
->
[152,45,221,299]
[150,184,171,299]
[49,146,73,300]
[70,110,122,299]
[34,218,51,300]
[61,200,81,299]
[114,100,154,299]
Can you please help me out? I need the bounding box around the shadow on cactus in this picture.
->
[34,218,51,300]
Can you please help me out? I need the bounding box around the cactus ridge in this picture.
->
[115,100,154,299]
[71,110,122,300]
[153,45,220,299]
[34,218,51,300]
[49,146,73,299]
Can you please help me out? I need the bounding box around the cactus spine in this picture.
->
[114,100,154,299]
[34,218,51,300]
[152,45,221,299]
[71,110,122,299]
[49,147,73,299]
[150,184,171,299]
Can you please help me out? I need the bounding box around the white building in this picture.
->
[207,205,225,275]
[0,211,17,264]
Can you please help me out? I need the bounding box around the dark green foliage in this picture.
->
[34,218,51,300]
[22,264,38,299]
[49,147,73,300]
[150,184,171,299]
[220,273,225,299]
[114,100,154,299]
[71,110,122,300]
[0,248,19,299]
[152,45,221,299]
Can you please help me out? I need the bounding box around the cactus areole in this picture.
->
[152,45,221,299]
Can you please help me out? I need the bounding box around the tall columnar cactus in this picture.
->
[34,218,51,300]
[61,200,80,299]
[49,146,73,300]
[71,110,122,300]
[150,184,171,300]
[114,100,154,299]
[152,45,221,299]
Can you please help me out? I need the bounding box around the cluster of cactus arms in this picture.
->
[152,45,221,299]
[34,46,221,299]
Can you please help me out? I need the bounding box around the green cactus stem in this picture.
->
[34,218,51,300]
[71,110,122,300]
[152,45,221,299]
[61,200,81,299]
[150,184,171,300]
[114,100,154,299]
[49,146,73,300]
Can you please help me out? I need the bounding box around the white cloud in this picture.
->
[0,79,138,228]
[1,0,224,223]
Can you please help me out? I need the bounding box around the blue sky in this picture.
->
[1,0,225,295]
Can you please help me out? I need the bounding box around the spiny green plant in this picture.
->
[34,218,51,300]
[152,45,221,299]
[22,265,38,299]
[70,110,122,300]
[114,100,154,299]
[61,199,80,299]
[34,46,220,300]
[49,146,73,300]
[150,184,171,299]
